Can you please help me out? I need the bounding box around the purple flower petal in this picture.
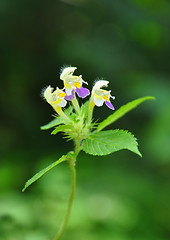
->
[76,86,90,98]
[64,90,75,101]
[105,101,115,110]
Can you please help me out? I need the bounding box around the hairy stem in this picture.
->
[54,141,80,240]
[54,160,76,240]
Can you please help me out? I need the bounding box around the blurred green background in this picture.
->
[0,0,170,239]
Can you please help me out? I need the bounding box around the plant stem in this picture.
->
[54,141,80,240]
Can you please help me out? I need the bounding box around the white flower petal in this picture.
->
[43,85,68,109]
[93,80,109,90]
[93,96,104,107]
[60,67,77,80]
[43,85,53,103]
[58,99,67,107]
[66,88,74,96]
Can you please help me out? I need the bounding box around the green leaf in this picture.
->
[80,100,89,119]
[40,106,74,130]
[22,152,74,192]
[97,96,155,132]
[51,124,72,135]
[83,130,142,157]
[64,105,74,117]
[40,117,63,130]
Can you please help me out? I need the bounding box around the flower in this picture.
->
[43,86,71,122]
[91,80,115,110]
[60,66,90,100]
[43,86,67,109]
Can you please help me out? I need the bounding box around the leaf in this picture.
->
[83,129,142,157]
[97,96,155,132]
[22,152,74,192]
[80,100,89,119]
[51,124,72,135]
[41,117,64,130]
[40,106,74,130]
[64,105,74,117]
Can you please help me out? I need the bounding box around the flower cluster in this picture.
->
[43,66,115,124]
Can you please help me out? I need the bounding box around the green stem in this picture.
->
[54,141,80,240]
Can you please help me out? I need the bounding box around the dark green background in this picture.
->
[0,0,170,239]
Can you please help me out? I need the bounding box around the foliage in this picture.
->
[21,65,154,239]
[83,129,142,157]
[23,92,153,190]
[22,152,74,192]
[1,0,169,239]
[97,96,155,132]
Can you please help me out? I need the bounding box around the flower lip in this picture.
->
[105,101,115,110]
[65,90,75,101]
[76,86,90,98]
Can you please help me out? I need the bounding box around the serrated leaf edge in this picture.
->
[83,129,142,157]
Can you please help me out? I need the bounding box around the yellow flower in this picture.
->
[43,86,71,122]
[60,67,89,98]
[88,80,115,124]
[43,86,67,108]
[91,80,115,109]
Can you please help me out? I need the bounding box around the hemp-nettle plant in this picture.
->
[22,66,155,240]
